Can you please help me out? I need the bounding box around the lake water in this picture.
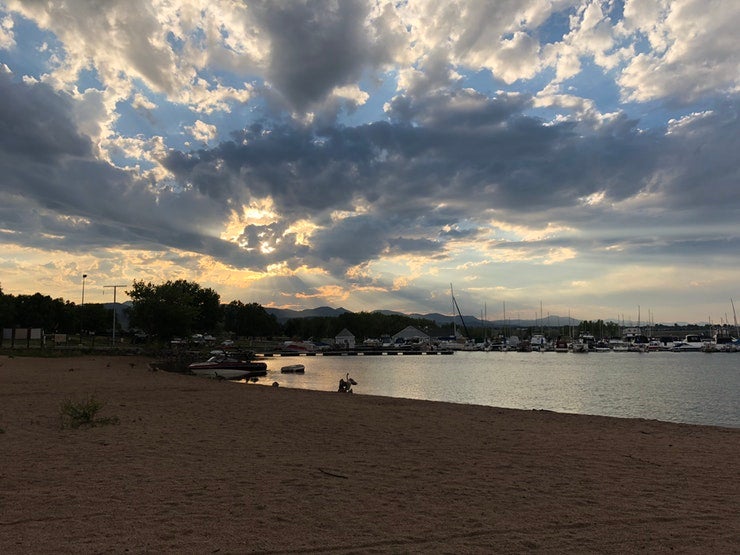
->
[254,351,739,428]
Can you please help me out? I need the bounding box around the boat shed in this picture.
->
[335,328,356,349]
[392,326,430,343]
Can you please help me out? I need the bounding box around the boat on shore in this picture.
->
[280,363,305,373]
[188,351,267,380]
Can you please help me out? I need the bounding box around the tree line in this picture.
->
[0,286,112,335]
[3,280,706,344]
[0,280,444,342]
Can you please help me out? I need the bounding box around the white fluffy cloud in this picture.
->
[618,0,740,102]
[0,14,13,49]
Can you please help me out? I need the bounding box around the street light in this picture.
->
[81,274,88,344]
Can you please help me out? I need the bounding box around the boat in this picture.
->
[188,351,267,380]
[672,334,710,352]
[282,341,314,352]
[574,333,596,352]
[704,335,738,353]
[530,334,548,352]
[593,339,612,352]
[280,363,305,373]
[623,330,650,352]
[554,337,569,353]
[570,338,589,353]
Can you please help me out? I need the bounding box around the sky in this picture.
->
[0,0,738,325]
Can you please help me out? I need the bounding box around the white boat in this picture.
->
[571,338,589,353]
[672,334,710,352]
[530,334,548,351]
[610,339,630,352]
[188,352,268,380]
[280,363,305,373]
[704,335,738,353]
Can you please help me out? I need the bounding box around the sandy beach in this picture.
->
[1,355,738,553]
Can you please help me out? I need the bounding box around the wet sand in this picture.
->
[1,355,738,553]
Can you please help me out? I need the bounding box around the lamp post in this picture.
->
[81,274,87,344]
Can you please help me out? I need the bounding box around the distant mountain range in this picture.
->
[104,301,132,330]
[264,305,583,328]
[264,306,352,322]
[111,302,698,331]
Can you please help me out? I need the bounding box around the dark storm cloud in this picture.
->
[162,92,659,224]
[0,74,284,269]
[154,91,740,276]
[0,73,90,161]
[249,0,397,112]
[4,67,740,279]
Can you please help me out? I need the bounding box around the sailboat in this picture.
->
[446,284,474,350]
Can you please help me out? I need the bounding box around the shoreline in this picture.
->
[2,355,739,553]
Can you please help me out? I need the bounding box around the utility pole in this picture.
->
[104,284,127,346]
[80,274,88,344]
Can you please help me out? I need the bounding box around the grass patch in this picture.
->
[60,395,119,429]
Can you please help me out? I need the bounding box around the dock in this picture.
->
[254,349,454,358]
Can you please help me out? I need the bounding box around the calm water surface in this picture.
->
[254,351,739,428]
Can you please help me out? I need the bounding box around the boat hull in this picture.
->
[188,360,267,380]
[280,364,305,373]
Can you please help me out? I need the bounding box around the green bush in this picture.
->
[60,395,119,429]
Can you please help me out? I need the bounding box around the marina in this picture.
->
[255,348,454,357]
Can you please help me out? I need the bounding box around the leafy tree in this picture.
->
[81,303,115,335]
[10,293,73,331]
[0,285,15,330]
[223,301,281,337]
[282,311,441,341]
[127,280,220,339]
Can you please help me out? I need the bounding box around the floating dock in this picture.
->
[254,349,454,358]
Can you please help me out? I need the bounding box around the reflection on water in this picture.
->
[253,351,739,428]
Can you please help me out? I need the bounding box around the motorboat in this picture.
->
[571,338,589,353]
[554,338,569,353]
[282,340,318,352]
[188,351,267,380]
[280,363,305,373]
[703,335,738,353]
[672,334,710,352]
[571,334,595,352]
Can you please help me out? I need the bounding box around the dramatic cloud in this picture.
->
[0,0,738,322]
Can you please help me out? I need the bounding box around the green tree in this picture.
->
[282,311,441,342]
[81,303,115,335]
[11,293,72,331]
[223,301,281,337]
[0,285,15,330]
[127,280,220,340]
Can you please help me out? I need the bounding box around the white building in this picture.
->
[335,328,356,349]
[392,325,430,344]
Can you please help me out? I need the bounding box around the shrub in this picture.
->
[60,395,119,429]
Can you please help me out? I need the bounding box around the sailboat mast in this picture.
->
[484,302,487,344]
[731,298,739,337]
[450,283,456,338]
[540,300,543,335]
[503,301,507,339]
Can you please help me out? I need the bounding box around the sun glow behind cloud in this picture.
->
[0,0,739,322]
